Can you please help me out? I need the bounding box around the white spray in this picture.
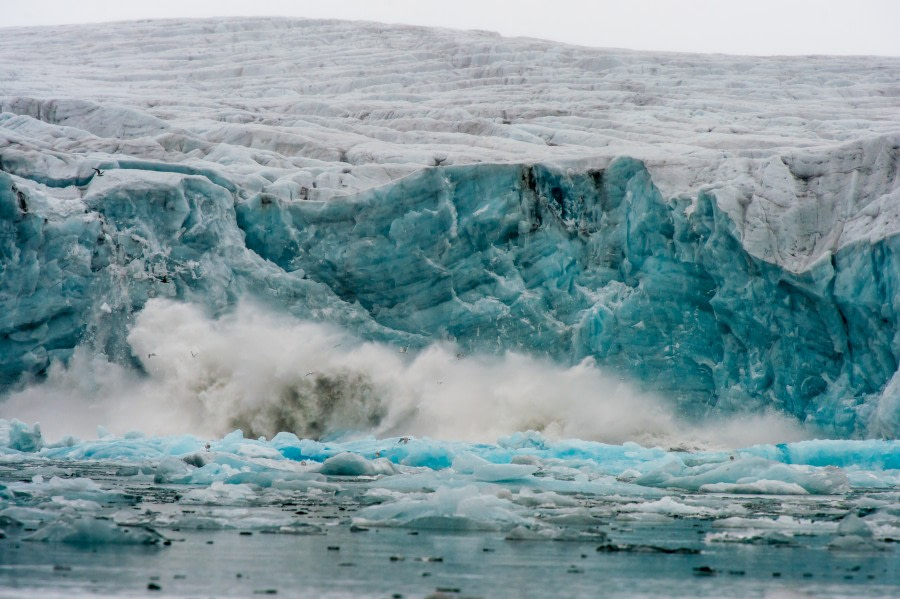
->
[0,299,811,448]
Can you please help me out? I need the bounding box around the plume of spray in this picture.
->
[0,299,811,448]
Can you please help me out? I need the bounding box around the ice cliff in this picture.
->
[0,18,898,438]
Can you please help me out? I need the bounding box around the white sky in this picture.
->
[2,0,899,56]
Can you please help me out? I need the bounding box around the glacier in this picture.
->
[0,16,899,597]
[1,22,899,438]
[1,20,898,439]
[3,154,899,439]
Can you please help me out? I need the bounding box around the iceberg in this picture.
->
[319,451,398,476]
[353,485,529,531]
[24,517,166,546]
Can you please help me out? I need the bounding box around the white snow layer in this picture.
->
[0,17,897,271]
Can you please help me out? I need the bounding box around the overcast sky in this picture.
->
[3,0,898,56]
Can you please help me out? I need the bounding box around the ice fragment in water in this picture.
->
[320,452,397,476]
[1,419,44,453]
[354,485,526,531]
[25,517,166,545]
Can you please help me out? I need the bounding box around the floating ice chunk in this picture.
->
[154,513,231,531]
[24,517,166,545]
[713,515,835,535]
[180,481,258,505]
[268,523,325,535]
[144,505,301,531]
[361,469,464,493]
[450,452,489,474]
[233,443,282,459]
[1,506,58,527]
[868,516,900,543]
[854,497,893,510]
[503,524,605,541]
[504,525,558,540]
[319,452,397,476]
[543,509,606,527]
[269,476,340,493]
[844,469,900,490]
[513,490,580,508]
[617,496,715,518]
[154,456,193,483]
[510,454,542,466]
[553,527,610,542]
[9,476,132,505]
[181,452,211,468]
[319,452,365,476]
[472,463,537,482]
[498,431,549,450]
[699,480,809,495]
[705,530,794,545]
[829,535,879,550]
[515,471,668,499]
[49,496,102,512]
[0,419,44,453]
[397,445,454,469]
[218,512,298,531]
[183,462,241,485]
[747,440,900,470]
[353,485,526,531]
[836,513,873,538]
[0,513,23,530]
[167,508,296,532]
[635,456,849,495]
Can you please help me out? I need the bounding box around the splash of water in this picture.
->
[0,299,812,448]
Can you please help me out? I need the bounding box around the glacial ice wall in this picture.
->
[2,151,898,437]
[0,18,898,439]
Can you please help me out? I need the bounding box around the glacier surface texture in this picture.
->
[0,18,899,438]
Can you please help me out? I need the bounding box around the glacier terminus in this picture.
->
[0,17,898,599]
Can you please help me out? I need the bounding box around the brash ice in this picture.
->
[0,19,898,439]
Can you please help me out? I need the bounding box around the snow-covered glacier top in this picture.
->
[0,18,898,440]
[1,18,898,269]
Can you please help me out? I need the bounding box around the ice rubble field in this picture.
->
[0,419,898,597]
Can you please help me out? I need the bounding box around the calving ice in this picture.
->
[0,15,897,599]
